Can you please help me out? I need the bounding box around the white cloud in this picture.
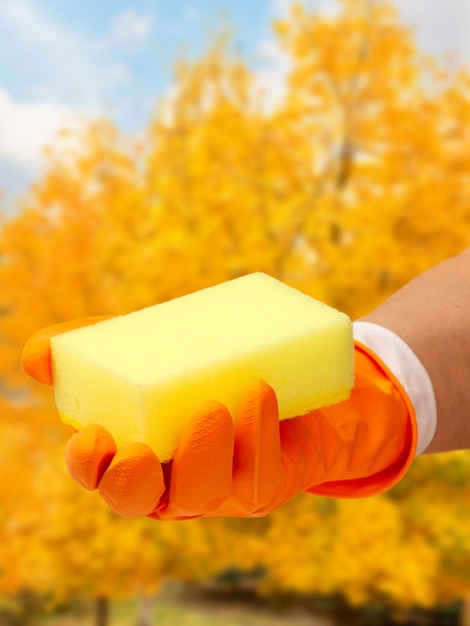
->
[183,7,200,22]
[0,89,69,169]
[0,2,160,202]
[396,0,470,64]
[111,9,153,45]
[0,87,95,210]
[0,86,91,191]
[270,0,470,65]
[0,3,113,114]
[315,0,341,19]
[107,64,133,87]
[271,0,340,20]
[270,0,294,19]
[253,38,292,112]
[0,1,146,108]
[1,0,71,50]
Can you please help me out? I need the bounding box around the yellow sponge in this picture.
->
[51,273,353,461]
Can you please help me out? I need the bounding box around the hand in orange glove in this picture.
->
[22,319,418,519]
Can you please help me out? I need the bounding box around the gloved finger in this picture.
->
[21,316,111,385]
[65,424,117,491]
[279,413,322,496]
[98,442,165,518]
[228,379,284,515]
[160,401,234,518]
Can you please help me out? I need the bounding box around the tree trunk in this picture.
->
[136,595,154,626]
[462,599,470,626]
[95,596,109,626]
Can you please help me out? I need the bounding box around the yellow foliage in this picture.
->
[257,494,439,608]
[1,0,470,612]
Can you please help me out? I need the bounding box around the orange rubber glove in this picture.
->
[22,319,417,519]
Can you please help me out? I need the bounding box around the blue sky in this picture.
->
[1,0,470,209]
[0,0,275,130]
[0,0,288,203]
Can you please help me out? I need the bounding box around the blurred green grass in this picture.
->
[31,591,324,626]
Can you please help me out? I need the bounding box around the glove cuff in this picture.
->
[307,338,418,499]
[353,321,437,455]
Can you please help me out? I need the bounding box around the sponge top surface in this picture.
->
[53,273,348,386]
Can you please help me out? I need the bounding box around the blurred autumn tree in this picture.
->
[1,0,470,623]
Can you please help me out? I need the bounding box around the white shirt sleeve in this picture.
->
[353,321,437,456]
